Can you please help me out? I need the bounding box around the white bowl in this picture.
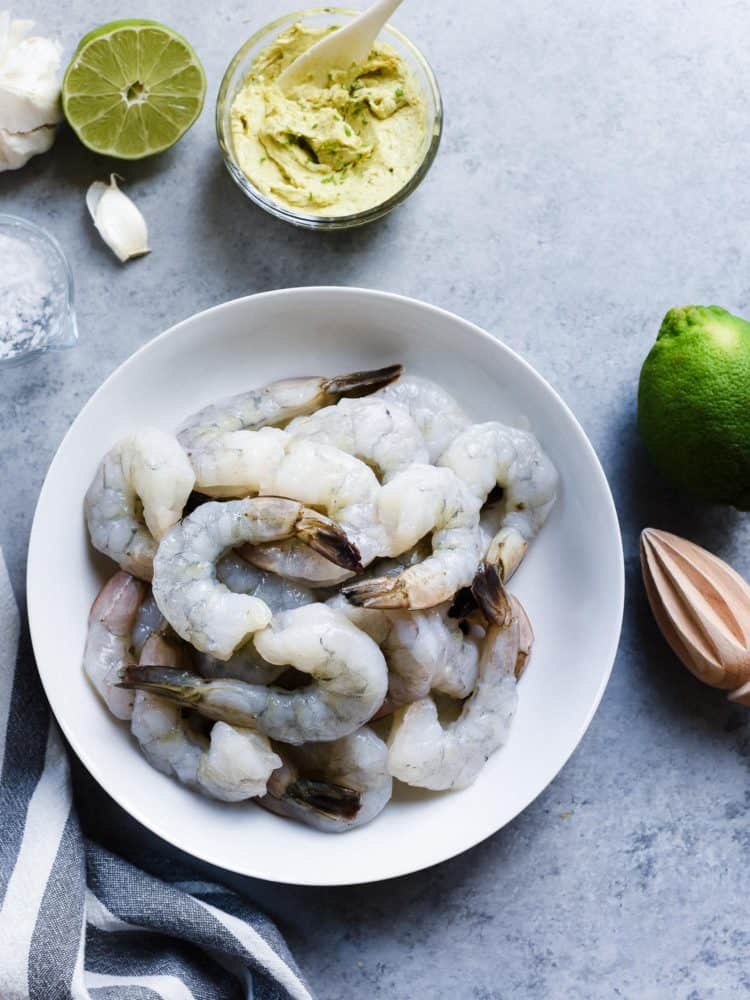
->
[27,287,623,886]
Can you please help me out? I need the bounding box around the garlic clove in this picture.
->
[640,528,750,690]
[0,122,54,171]
[86,175,150,263]
[0,33,62,132]
[0,16,62,168]
[0,13,35,67]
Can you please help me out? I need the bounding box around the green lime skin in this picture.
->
[638,305,750,509]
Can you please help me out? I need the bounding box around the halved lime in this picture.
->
[62,20,206,159]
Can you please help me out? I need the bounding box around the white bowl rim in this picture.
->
[27,286,624,885]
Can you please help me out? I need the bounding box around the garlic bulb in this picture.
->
[86,175,150,263]
[640,528,750,697]
[0,12,62,171]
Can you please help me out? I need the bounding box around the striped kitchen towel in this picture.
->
[0,551,314,1000]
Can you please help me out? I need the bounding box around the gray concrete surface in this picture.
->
[4,1,750,996]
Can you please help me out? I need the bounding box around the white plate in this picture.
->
[27,287,623,886]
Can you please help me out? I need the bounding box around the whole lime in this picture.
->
[638,305,750,508]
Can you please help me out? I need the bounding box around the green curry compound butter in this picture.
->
[230,24,428,217]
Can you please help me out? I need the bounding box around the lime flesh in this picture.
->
[62,20,206,159]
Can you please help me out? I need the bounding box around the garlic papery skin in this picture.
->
[0,12,62,170]
[86,175,150,263]
[0,121,54,169]
[640,528,750,692]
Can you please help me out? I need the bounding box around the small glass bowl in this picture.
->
[0,215,77,367]
[216,7,443,230]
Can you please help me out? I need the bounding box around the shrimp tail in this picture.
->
[471,565,513,627]
[284,778,361,820]
[341,575,408,609]
[322,364,403,402]
[449,528,529,621]
[509,595,534,678]
[447,586,478,620]
[484,527,528,583]
[118,665,205,705]
[295,508,362,571]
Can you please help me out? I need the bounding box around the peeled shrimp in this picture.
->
[152,497,359,660]
[85,429,195,580]
[329,594,481,704]
[131,591,167,658]
[439,422,558,579]
[217,551,314,612]
[179,364,402,450]
[241,437,388,586]
[198,553,314,685]
[286,396,428,482]
[343,465,482,610]
[183,429,385,586]
[179,365,401,495]
[260,727,392,833]
[387,609,524,790]
[376,374,470,462]
[132,633,281,802]
[242,538,356,588]
[335,562,527,710]
[120,603,389,744]
[83,571,145,720]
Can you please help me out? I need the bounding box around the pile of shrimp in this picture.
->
[82,365,558,833]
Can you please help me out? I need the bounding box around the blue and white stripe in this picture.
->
[0,552,313,1000]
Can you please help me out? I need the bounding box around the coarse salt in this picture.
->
[0,229,70,361]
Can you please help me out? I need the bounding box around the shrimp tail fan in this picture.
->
[322,364,403,401]
[285,779,361,820]
[295,509,362,571]
[471,565,513,627]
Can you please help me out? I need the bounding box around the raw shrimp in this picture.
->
[259,727,392,833]
[447,514,533,623]
[335,564,527,709]
[120,604,389,744]
[342,465,482,610]
[152,497,358,659]
[198,553,314,684]
[246,531,427,592]
[131,591,167,658]
[85,429,195,580]
[439,422,558,580]
[286,396,428,482]
[183,424,385,586]
[83,571,145,720]
[179,364,402,450]
[509,593,534,679]
[185,426,288,499]
[261,439,387,565]
[179,365,402,494]
[387,609,524,791]
[132,633,281,802]
[329,594,481,704]
[376,374,470,462]
[217,552,314,613]
[449,568,535,676]
[242,438,388,586]
[242,538,356,588]
[476,501,531,584]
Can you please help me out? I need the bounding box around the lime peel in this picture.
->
[638,305,750,509]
